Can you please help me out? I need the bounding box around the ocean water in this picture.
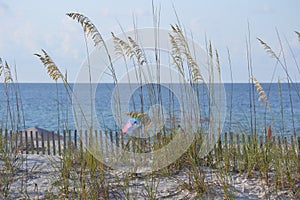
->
[0,83,299,136]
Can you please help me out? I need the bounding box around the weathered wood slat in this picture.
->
[58,130,61,155]
[99,130,103,153]
[47,130,50,155]
[30,131,34,154]
[41,131,45,155]
[63,130,66,153]
[68,130,71,149]
[15,131,18,153]
[20,130,23,153]
[25,131,28,154]
[74,130,77,149]
[36,131,39,155]
[52,131,56,155]
[9,130,13,152]
[0,128,299,174]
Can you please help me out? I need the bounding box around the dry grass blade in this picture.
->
[66,12,102,46]
[170,24,186,47]
[111,32,132,58]
[295,31,300,41]
[250,76,272,114]
[184,52,198,69]
[111,33,146,65]
[126,111,151,128]
[0,58,3,76]
[4,61,13,83]
[170,24,190,56]
[209,41,213,59]
[215,49,221,75]
[169,33,184,74]
[126,111,147,119]
[170,24,204,83]
[192,68,204,82]
[257,38,277,58]
[128,36,147,65]
[0,58,14,83]
[34,50,63,81]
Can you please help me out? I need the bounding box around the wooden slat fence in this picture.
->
[0,128,299,162]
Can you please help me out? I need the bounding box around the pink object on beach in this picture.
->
[122,118,136,134]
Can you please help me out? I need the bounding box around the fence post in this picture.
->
[63,130,66,153]
[236,133,240,171]
[217,133,222,162]
[116,132,121,154]
[30,131,34,154]
[298,136,300,155]
[253,134,258,153]
[121,132,124,149]
[58,130,61,156]
[0,129,2,150]
[47,131,50,155]
[284,136,288,154]
[9,130,13,152]
[98,130,103,153]
[52,131,56,155]
[277,136,283,157]
[155,132,161,148]
[94,130,99,149]
[74,130,77,149]
[132,137,136,153]
[105,131,108,155]
[247,134,252,147]
[4,129,8,152]
[224,132,228,150]
[85,130,88,148]
[79,129,83,158]
[298,136,300,157]
[41,131,45,155]
[224,132,229,170]
[20,130,23,153]
[25,131,28,154]
[242,133,248,169]
[259,135,263,148]
[4,129,8,151]
[68,130,72,149]
[2,129,6,151]
[291,135,295,153]
[15,131,18,153]
[109,131,114,155]
[36,131,39,155]
[230,132,236,171]
[115,132,119,149]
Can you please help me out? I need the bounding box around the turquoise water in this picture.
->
[0,83,299,136]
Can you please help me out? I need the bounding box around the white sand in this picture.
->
[1,154,298,199]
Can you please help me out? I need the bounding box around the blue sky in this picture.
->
[0,0,299,83]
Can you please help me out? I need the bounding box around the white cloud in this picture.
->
[55,18,82,59]
[189,18,202,33]
[99,7,112,17]
[41,17,84,60]
[253,5,274,15]
[131,7,150,17]
[0,2,9,16]
[13,21,40,51]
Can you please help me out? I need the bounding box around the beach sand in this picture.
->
[2,154,298,199]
